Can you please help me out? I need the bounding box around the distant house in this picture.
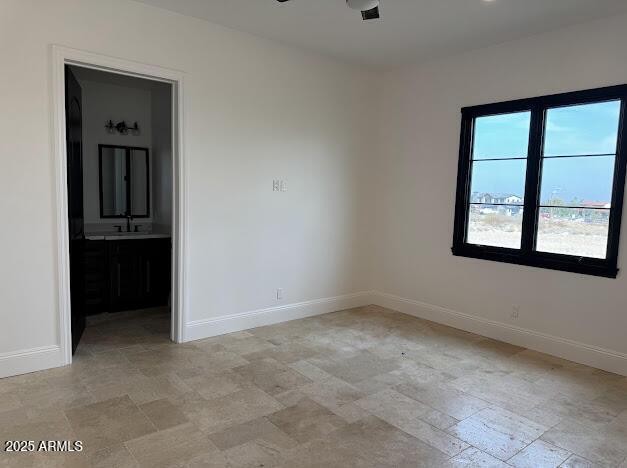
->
[582,200,611,209]
[504,195,523,204]
[471,192,523,215]
[471,192,522,204]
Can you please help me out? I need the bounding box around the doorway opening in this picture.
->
[53,47,186,365]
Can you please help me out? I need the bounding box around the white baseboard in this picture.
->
[372,291,627,376]
[185,291,374,342]
[5,291,624,379]
[0,346,64,379]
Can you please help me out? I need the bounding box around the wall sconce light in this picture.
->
[105,120,140,136]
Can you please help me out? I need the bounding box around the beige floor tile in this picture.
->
[219,336,276,355]
[125,423,219,468]
[89,444,139,468]
[592,386,627,416]
[242,339,323,364]
[185,451,230,468]
[299,376,365,410]
[65,395,157,452]
[508,440,571,467]
[403,348,482,378]
[0,407,75,443]
[447,407,547,461]
[267,397,347,443]
[15,379,94,410]
[187,387,283,433]
[272,388,308,407]
[331,402,372,423]
[395,382,489,420]
[307,352,400,384]
[0,392,23,413]
[418,408,460,430]
[355,388,431,426]
[3,306,626,468]
[396,417,469,457]
[187,349,251,372]
[232,358,312,396]
[535,366,621,401]
[207,416,297,451]
[534,393,619,425]
[184,372,246,400]
[86,373,160,405]
[288,360,334,382]
[1,451,89,468]
[281,415,450,468]
[139,398,188,430]
[449,447,510,467]
[559,454,598,468]
[222,439,288,468]
[541,418,627,466]
[448,371,555,414]
[232,357,289,378]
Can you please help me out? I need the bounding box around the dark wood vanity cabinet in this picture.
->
[82,240,109,314]
[83,238,171,314]
[136,240,171,307]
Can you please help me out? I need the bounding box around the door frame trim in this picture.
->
[51,45,188,365]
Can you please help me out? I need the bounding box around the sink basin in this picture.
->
[85,231,170,241]
[105,231,152,237]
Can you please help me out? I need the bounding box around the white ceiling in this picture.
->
[132,0,627,69]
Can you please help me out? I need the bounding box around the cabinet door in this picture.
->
[109,241,139,311]
[139,239,171,307]
[82,240,107,314]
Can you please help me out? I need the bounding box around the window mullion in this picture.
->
[520,105,544,254]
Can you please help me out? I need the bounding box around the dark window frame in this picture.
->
[452,85,627,278]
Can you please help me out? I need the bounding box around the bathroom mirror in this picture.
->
[99,145,150,218]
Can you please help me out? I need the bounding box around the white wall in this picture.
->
[78,78,153,226]
[151,83,173,232]
[374,14,627,372]
[0,0,377,375]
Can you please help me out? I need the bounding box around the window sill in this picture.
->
[451,244,618,278]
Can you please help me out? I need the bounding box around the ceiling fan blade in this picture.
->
[361,6,380,20]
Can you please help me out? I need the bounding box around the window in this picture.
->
[452,85,627,277]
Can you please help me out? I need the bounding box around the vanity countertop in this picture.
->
[85,232,171,241]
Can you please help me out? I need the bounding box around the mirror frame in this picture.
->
[98,144,150,219]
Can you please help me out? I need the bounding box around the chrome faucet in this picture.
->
[125,214,134,232]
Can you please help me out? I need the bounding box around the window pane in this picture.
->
[470,159,527,204]
[544,101,621,157]
[539,156,615,207]
[467,205,524,249]
[473,111,531,159]
[536,207,610,259]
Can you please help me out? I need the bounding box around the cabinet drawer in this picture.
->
[107,240,139,256]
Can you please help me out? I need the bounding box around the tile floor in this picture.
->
[1,306,626,467]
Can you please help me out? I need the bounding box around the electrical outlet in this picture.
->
[512,305,520,319]
[276,288,283,300]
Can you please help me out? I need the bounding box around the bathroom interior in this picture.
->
[66,65,174,354]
